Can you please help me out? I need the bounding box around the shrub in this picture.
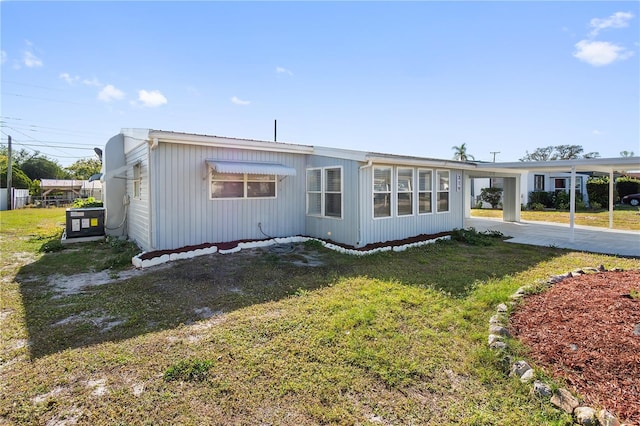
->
[617,176,640,199]
[530,202,546,211]
[450,228,504,246]
[528,191,552,208]
[587,176,610,206]
[73,197,103,208]
[590,201,602,210]
[480,187,503,209]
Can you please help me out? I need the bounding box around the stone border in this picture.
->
[487,265,630,426]
[131,235,451,269]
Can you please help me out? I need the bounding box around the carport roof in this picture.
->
[475,156,640,174]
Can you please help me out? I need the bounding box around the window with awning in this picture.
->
[207,160,296,199]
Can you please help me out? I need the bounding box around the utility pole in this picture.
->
[6,135,12,210]
[490,151,500,162]
[274,119,277,142]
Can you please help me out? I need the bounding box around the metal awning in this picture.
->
[206,160,297,176]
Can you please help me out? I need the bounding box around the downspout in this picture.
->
[357,159,373,247]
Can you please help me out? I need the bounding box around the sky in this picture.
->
[1,1,639,167]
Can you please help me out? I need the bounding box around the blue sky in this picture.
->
[1,1,638,167]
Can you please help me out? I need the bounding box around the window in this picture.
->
[306,169,322,215]
[418,169,432,214]
[133,163,141,198]
[306,167,342,218]
[210,172,276,199]
[373,167,392,218]
[554,178,566,190]
[397,168,413,216]
[437,170,449,212]
[534,174,545,191]
[490,178,504,189]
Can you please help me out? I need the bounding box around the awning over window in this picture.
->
[206,160,297,176]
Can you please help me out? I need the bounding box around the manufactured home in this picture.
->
[102,129,479,252]
[102,129,638,254]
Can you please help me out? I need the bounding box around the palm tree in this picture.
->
[452,143,475,161]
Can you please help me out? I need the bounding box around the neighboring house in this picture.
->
[471,171,590,207]
[102,129,477,252]
[39,179,103,204]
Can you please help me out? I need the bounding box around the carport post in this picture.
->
[569,166,576,243]
[609,170,614,229]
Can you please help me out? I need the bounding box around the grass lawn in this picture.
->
[1,208,639,425]
[471,206,640,231]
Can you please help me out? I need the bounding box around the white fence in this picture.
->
[0,188,30,210]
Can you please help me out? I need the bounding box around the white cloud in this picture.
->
[1,50,6,65]
[592,129,604,136]
[60,72,80,84]
[589,11,634,37]
[573,40,633,66]
[23,50,43,68]
[98,84,125,102]
[231,96,251,105]
[276,66,293,76]
[137,89,168,107]
[83,77,102,87]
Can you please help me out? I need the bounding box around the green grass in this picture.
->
[471,206,640,231]
[1,208,639,424]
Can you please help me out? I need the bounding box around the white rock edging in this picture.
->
[131,235,451,269]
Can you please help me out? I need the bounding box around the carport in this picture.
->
[465,156,640,243]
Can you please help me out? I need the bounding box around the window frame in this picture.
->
[396,167,414,216]
[133,162,142,199]
[373,166,393,219]
[306,166,343,219]
[417,168,433,215]
[534,174,545,191]
[209,170,277,200]
[436,170,450,213]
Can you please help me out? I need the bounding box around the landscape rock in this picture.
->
[582,267,599,273]
[519,368,535,383]
[550,388,579,414]
[489,325,511,337]
[489,314,506,325]
[488,334,503,345]
[496,303,508,313]
[633,324,640,336]
[510,360,532,378]
[574,406,597,426]
[597,264,606,272]
[531,381,552,398]
[597,409,621,426]
[489,341,508,350]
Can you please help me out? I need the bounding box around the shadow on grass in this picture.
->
[16,237,566,359]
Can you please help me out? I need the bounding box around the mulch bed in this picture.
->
[138,232,451,261]
[510,270,640,424]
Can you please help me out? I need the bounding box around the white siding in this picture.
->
[304,156,360,246]
[151,143,307,250]
[125,141,151,250]
[358,164,465,247]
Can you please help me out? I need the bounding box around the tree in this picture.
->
[65,158,101,180]
[451,143,475,161]
[620,150,635,157]
[0,155,32,189]
[19,155,69,180]
[520,145,600,161]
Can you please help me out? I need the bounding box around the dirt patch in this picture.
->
[47,264,171,297]
[510,270,640,424]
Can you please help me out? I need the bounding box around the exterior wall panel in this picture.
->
[358,164,465,247]
[151,143,307,251]
[124,140,151,250]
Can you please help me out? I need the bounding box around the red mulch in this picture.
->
[510,270,640,424]
[138,232,451,261]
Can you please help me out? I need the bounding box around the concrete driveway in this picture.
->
[465,217,640,258]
